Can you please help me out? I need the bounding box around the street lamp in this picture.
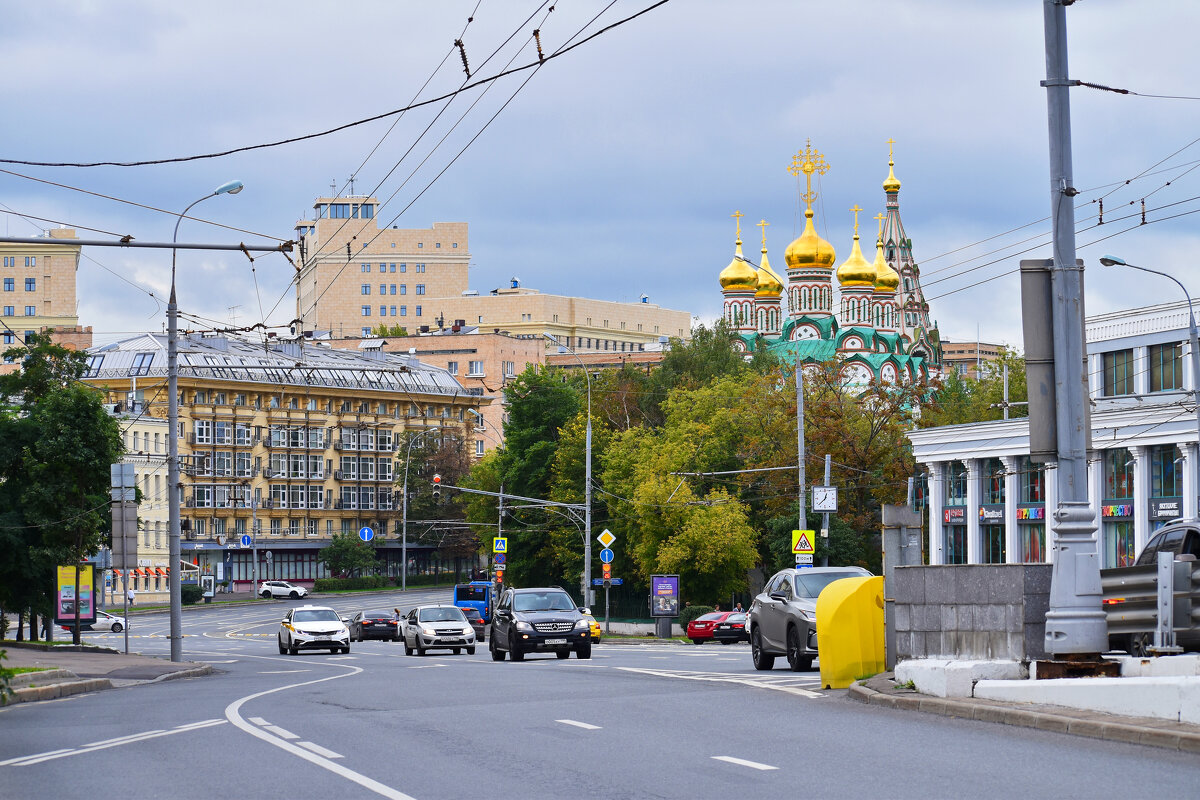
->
[168,180,243,662]
[239,479,259,598]
[543,333,593,606]
[1100,254,1200,516]
[401,426,441,591]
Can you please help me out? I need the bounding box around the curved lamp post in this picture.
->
[401,426,442,591]
[1100,254,1200,519]
[168,180,243,662]
[544,334,592,605]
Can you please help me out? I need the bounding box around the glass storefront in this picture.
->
[1103,519,1135,568]
[944,525,967,564]
[1019,523,1045,562]
[943,460,967,564]
[982,525,1005,563]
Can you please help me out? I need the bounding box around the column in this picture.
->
[1044,461,1057,565]
[1132,346,1150,396]
[1088,454,1105,565]
[1002,456,1020,564]
[1180,443,1199,519]
[927,462,945,565]
[965,458,981,564]
[1129,444,1150,556]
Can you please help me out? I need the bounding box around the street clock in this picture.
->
[812,486,837,513]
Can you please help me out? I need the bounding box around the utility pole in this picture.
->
[1039,0,1107,656]
[796,361,806,537]
[821,454,832,567]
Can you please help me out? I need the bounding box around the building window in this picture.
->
[399,306,406,316]
[415,305,422,316]
[982,458,1004,504]
[361,284,370,295]
[379,264,386,273]
[399,285,406,295]
[435,242,441,248]
[380,284,387,295]
[416,285,425,295]
[362,305,371,316]
[380,305,387,316]
[468,361,484,376]
[475,440,484,456]
[26,257,35,267]
[362,327,371,336]
[2,306,11,316]
[361,263,370,273]
[417,243,423,248]
[1018,456,1043,502]
[1150,444,1181,498]
[390,306,396,316]
[2,278,12,292]
[24,306,35,316]
[446,361,458,375]
[400,263,406,272]
[390,284,397,295]
[1101,349,1134,396]
[390,264,396,272]
[1104,447,1134,500]
[1149,342,1183,392]
[129,352,154,376]
[983,526,1005,564]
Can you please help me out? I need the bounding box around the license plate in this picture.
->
[544,638,567,645]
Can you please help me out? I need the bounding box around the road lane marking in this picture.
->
[258,670,310,674]
[556,719,601,730]
[263,725,300,740]
[617,667,823,698]
[712,756,778,771]
[1,720,227,766]
[298,741,344,759]
[248,717,270,726]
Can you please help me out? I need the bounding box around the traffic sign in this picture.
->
[600,548,614,564]
[493,537,507,553]
[791,529,816,555]
[493,552,506,565]
[265,550,273,562]
[592,578,623,586]
[240,534,252,548]
[358,526,375,542]
[597,529,616,548]
[795,553,814,566]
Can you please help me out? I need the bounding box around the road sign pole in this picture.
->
[605,583,610,634]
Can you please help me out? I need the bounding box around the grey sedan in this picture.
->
[402,605,476,656]
[748,566,872,671]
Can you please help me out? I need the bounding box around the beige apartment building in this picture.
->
[942,340,1004,380]
[293,194,692,353]
[0,227,92,363]
[108,412,171,605]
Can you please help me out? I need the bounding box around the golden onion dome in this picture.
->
[883,160,901,193]
[784,209,837,270]
[873,235,899,293]
[836,231,876,288]
[755,248,784,298]
[719,237,758,292]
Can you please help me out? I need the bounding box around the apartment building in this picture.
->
[108,412,171,604]
[83,332,482,588]
[941,340,1004,379]
[0,228,92,367]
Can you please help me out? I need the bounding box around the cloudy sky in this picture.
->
[4,0,1199,349]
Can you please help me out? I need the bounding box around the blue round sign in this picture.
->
[600,548,614,564]
[358,526,375,542]
[240,534,252,547]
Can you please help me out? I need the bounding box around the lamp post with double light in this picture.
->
[1100,254,1200,517]
[167,180,243,662]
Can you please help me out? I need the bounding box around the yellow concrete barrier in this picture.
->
[816,576,885,689]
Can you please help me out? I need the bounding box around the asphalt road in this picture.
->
[4,588,1200,799]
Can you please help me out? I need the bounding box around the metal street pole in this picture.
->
[796,361,806,539]
[1040,1,1107,656]
[821,454,831,567]
[401,426,441,591]
[544,335,592,606]
[168,179,242,663]
[1100,255,1200,516]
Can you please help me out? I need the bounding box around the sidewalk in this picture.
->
[848,672,1200,753]
[2,641,212,704]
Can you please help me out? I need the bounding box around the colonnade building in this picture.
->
[910,299,1197,569]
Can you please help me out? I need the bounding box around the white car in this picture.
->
[259,580,309,600]
[402,605,476,656]
[61,610,126,633]
[278,605,350,655]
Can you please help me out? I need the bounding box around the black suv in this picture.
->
[489,587,592,661]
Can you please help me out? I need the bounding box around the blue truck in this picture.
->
[453,581,494,623]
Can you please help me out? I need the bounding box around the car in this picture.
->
[461,607,487,642]
[260,580,308,600]
[489,587,592,661]
[582,612,601,643]
[711,613,749,644]
[278,605,350,655]
[687,611,734,644]
[748,566,873,671]
[349,609,400,641]
[401,605,476,656]
[60,610,126,633]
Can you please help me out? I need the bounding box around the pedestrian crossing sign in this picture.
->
[493,537,507,553]
[791,529,816,555]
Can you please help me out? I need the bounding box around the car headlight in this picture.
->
[463,628,474,636]
[515,621,534,632]
[420,627,437,636]
[796,608,813,622]
[574,619,590,630]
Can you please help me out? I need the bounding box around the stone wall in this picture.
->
[890,564,1052,662]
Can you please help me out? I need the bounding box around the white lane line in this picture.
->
[199,659,239,664]
[225,663,415,800]
[249,717,270,726]
[2,721,227,766]
[258,670,310,674]
[556,719,601,730]
[712,756,778,771]
[297,741,344,759]
[617,667,823,698]
[263,725,300,740]
[0,749,73,766]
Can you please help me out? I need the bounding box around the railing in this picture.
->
[1102,558,1200,647]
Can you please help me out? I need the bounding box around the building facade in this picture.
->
[718,141,941,382]
[910,300,1197,569]
[0,228,91,366]
[84,333,482,588]
[942,340,1004,379]
[109,412,171,604]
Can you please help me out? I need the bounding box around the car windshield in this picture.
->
[461,609,482,621]
[293,609,340,623]
[727,614,746,623]
[365,610,393,619]
[513,592,576,612]
[794,571,865,598]
[455,586,488,601]
[419,607,467,623]
[696,613,723,622]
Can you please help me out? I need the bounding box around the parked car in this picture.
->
[748,566,872,671]
[687,612,734,644]
[461,607,487,642]
[349,609,400,641]
[61,610,126,633]
[260,580,308,600]
[278,605,350,655]
[489,587,592,661]
[712,613,749,644]
[582,612,602,643]
[402,605,476,656]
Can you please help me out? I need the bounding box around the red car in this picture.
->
[687,612,735,644]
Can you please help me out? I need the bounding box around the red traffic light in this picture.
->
[432,474,442,485]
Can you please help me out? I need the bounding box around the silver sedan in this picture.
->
[401,605,476,656]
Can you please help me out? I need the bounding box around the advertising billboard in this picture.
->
[650,574,679,618]
[55,564,96,626]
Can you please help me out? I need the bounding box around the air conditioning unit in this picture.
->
[102,403,119,414]
[334,470,344,480]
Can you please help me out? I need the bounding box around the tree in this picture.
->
[656,490,758,603]
[319,533,379,577]
[920,348,1027,428]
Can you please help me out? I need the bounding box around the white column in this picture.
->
[1133,346,1150,396]
[1089,453,1106,565]
[927,462,945,565]
[1181,443,1199,519]
[1002,456,1020,564]
[966,458,981,564]
[1087,352,1102,400]
[1129,445,1150,556]
[1044,461,1058,565]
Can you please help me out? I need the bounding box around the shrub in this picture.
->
[678,604,714,630]
[180,584,204,605]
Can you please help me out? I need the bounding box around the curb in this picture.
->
[2,641,119,654]
[600,639,685,646]
[848,680,1200,753]
[9,678,112,704]
[148,664,215,683]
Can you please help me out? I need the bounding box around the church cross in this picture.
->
[850,204,862,236]
[886,138,896,163]
[874,212,885,238]
[787,138,831,210]
[731,210,744,241]
[757,219,769,250]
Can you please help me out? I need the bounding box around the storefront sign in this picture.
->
[1017,506,1045,521]
[943,507,966,524]
[1101,504,1133,518]
[978,505,1004,523]
[1150,498,1183,520]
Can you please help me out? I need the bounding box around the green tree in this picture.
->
[920,348,1026,427]
[319,533,379,577]
[656,490,758,603]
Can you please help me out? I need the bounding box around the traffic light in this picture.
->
[601,563,612,579]
[495,569,504,584]
[432,473,442,500]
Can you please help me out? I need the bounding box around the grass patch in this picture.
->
[8,667,51,675]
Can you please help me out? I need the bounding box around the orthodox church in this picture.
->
[718,141,941,384]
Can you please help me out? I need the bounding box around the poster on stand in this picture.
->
[55,564,96,626]
[650,574,680,618]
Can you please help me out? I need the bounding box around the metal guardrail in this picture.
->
[1102,557,1199,651]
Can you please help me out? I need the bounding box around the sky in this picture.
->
[3,0,1200,350]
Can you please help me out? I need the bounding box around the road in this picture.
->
[4,587,1200,799]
